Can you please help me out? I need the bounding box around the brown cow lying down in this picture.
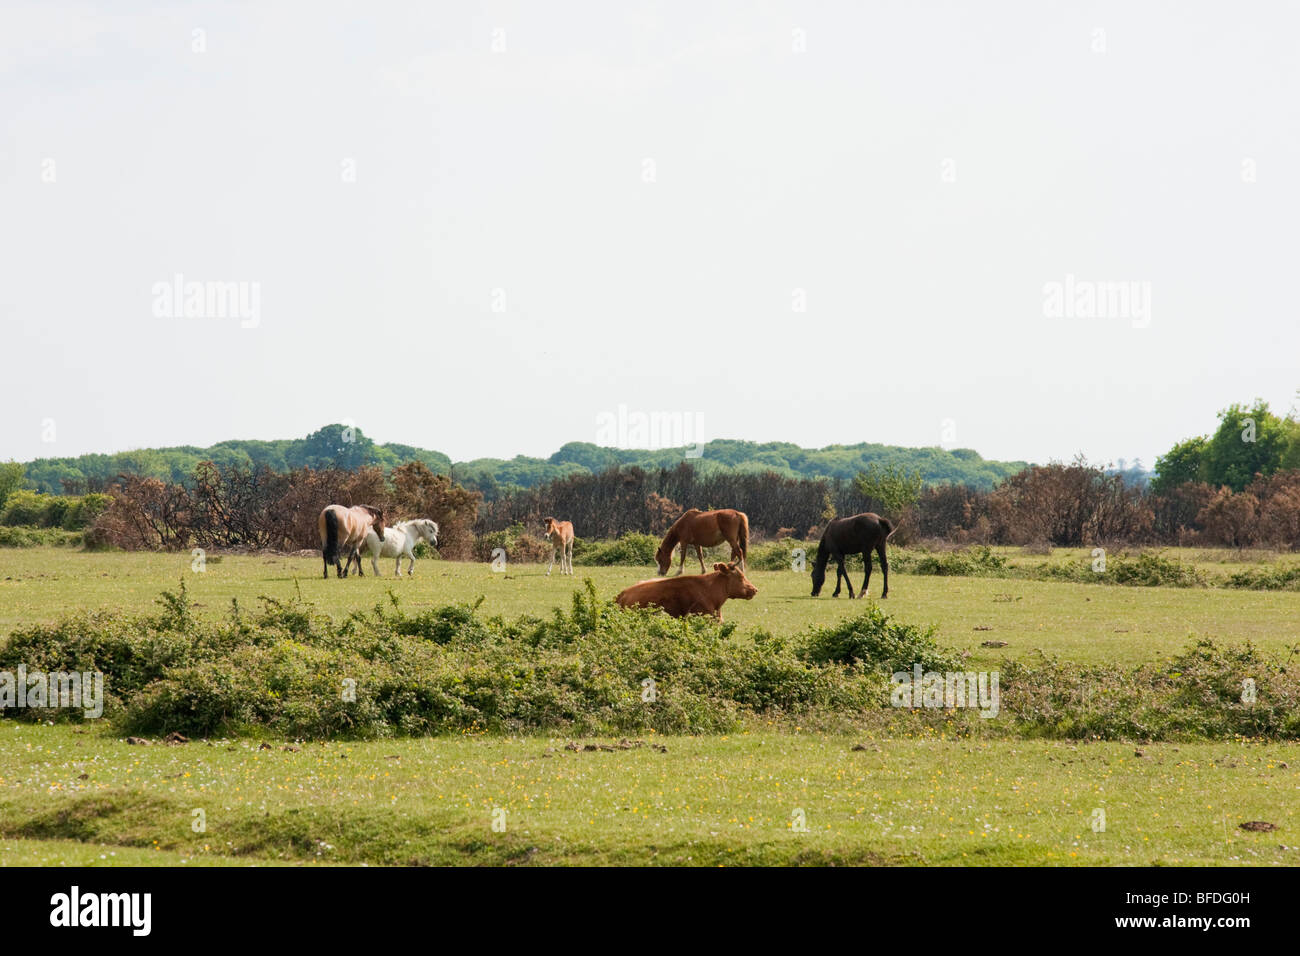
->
[615,562,758,621]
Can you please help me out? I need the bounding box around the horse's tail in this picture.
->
[737,512,749,560]
[322,508,340,564]
[880,517,898,540]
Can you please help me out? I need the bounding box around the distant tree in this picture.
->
[298,424,379,471]
[1150,437,1208,495]
[852,463,922,516]
[1200,401,1289,491]
[0,462,25,511]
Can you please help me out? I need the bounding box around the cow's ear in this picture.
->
[713,563,728,572]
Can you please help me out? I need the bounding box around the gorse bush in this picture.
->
[1222,564,1300,591]
[0,526,83,548]
[471,523,552,564]
[1106,552,1207,588]
[999,640,1300,740]
[5,583,1297,742]
[572,533,659,567]
[1030,551,1207,588]
[799,606,964,675]
[0,490,109,530]
[744,540,808,571]
[893,546,1008,577]
[0,581,884,738]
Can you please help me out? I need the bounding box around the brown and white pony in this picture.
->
[318,504,386,578]
[655,508,749,575]
[543,517,574,576]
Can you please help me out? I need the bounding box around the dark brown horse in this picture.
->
[811,513,895,599]
[655,508,749,575]
[319,504,386,578]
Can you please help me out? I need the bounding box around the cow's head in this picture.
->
[365,506,386,542]
[713,562,757,600]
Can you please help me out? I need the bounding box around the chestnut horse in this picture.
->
[543,517,575,576]
[655,508,749,575]
[319,504,386,579]
[810,512,895,599]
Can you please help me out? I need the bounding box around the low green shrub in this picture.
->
[1107,552,1207,588]
[572,533,659,567]
[893,545,1007,577]
[0,581,884,738]
[0,490,109,530]
[8,581,1296,742]
[1000,640,1300,740]
[0,526,83,548]
[799,606,964,675]
[1223,564,1300,591]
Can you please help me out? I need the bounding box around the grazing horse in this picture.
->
[655,508,749,575]
[810,512,895,599]
[542,517,574,576]
[318,504,386,579]
[348,518,439,577]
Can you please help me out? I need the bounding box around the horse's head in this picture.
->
[713,562,758,600]
[366,507,386,542]
[655,541,674,576]
[543,516,557,537]
[810,555,826,597]
[422,519,439,546]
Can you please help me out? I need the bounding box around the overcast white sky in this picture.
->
[2,1,1297,468]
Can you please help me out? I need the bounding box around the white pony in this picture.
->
[349,518,439,576]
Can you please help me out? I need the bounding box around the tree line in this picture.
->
[10,399,1299,554]
[18,424,1029,497]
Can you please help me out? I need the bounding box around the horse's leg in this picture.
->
[677,544,687,575]
[547,543,555,576]
[832,555,845,597]
[695,544,706,574]
[877,541,889,598]
[567,539,574,574]
[861,550,872,598]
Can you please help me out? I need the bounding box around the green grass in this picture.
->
[4,547,1299,667]
[5,546,1300,866]
[1,724,1296,866]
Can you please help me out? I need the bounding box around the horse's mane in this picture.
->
[667,509,701,533]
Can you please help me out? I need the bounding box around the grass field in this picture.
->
[3,547,1299,668]
[2,545,1299,866]
[2,724,1297,867]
